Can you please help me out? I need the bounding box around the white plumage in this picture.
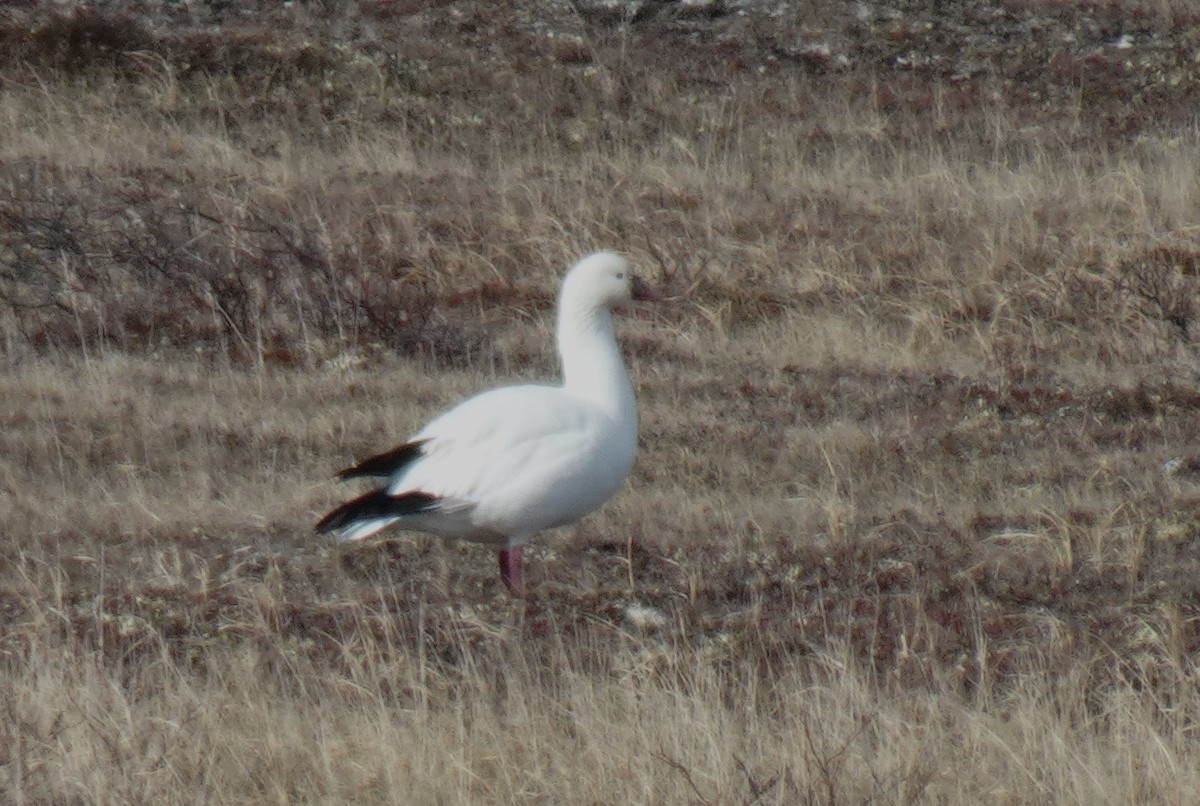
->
[316,251,655,592]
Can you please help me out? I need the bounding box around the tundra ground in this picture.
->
[4,2,1200,802]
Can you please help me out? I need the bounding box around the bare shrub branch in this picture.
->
[1114,241,1200,340]
[0,166,482,364]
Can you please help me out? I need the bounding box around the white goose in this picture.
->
[316,251,655,592]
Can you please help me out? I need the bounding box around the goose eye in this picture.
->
[616,272,626,280]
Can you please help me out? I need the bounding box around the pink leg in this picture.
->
[498,545,524,594]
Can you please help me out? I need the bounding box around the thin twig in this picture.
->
[652,749,714,805]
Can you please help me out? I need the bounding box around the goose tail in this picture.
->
[315,489,439,541]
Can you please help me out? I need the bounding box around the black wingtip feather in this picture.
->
[336,439,429,481]
[315,488,440,534]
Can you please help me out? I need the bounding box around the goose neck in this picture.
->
[557,305,634,420]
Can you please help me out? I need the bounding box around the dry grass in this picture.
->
[5,1,1200,802]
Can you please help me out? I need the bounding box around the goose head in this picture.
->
[559,251,657,315]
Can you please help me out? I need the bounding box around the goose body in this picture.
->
[316,251,653,591]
